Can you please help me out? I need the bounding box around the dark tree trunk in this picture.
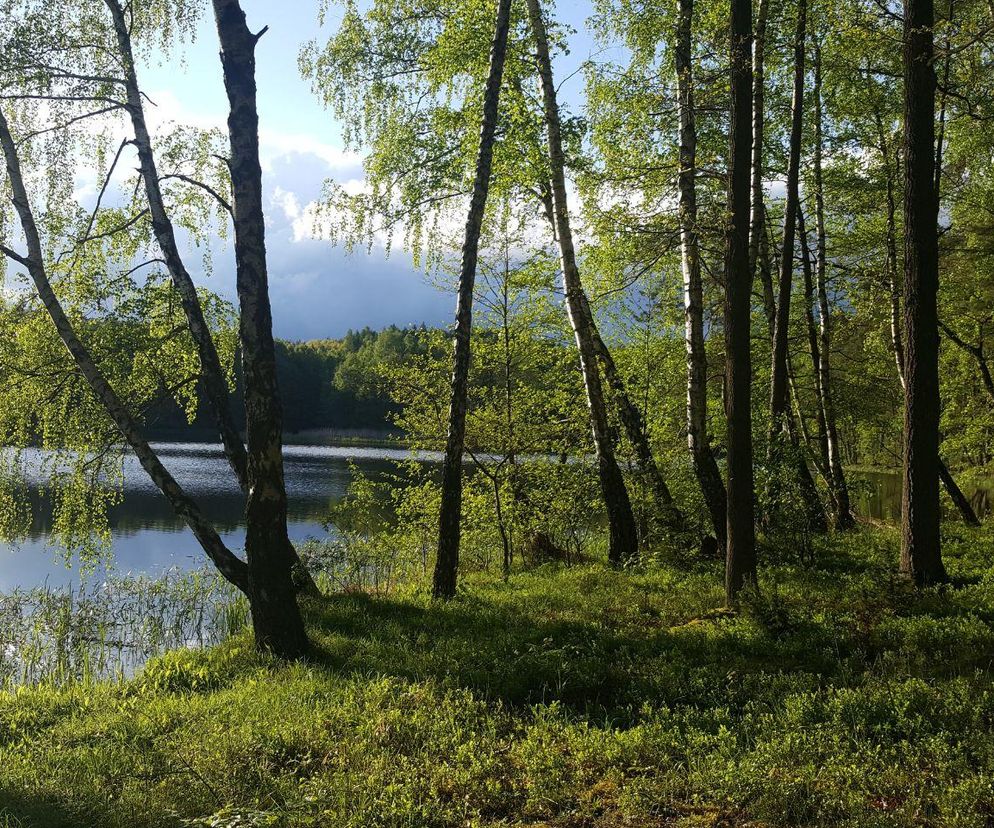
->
[768,0,806,439]
[212,0,309,656]
[939,321,994,405]
[900,0,946,585]
[526,0,639,564]
[748,0,769,282]
[433,0,513,599]
[724,0,756,603]
[0,108,249,594]
[676,0,728,552]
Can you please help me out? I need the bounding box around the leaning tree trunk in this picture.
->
[676,0,728,553]
[526,0,639,564]
[900,0,945,585]
[724,0,756,603]
[535,186,681,536]
[213,0,309,656]
[812,46,855,530]
[0,107,249,593]
[433,0,513,599]
[105,0,249,492]
[768,0,807,440]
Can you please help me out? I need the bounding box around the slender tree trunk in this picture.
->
[676,0,728,552]
[0,107,249,593]
[798,208,830,475]
[433,0,513,599]
[901,0,945,584]
[586,316,684,533]
[105,0,249,493]
[748,0,769,281]
[769,0,807,439]
[526,0,639,563]
[724,0,756,603]
[812,49,855,530]
[212,0,309,656]
[759,204,776,337]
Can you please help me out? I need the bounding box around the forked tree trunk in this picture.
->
[0,108,249,593]
[768,0,807,439]
[676,0,728,552]
[724,0,756,602]
[812,48,855,530]
[526,0,639,563]
[433,0,513,599]
[213,0,309,656]
[900,0,945,585]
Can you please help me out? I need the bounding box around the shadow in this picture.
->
[0,787,96,828]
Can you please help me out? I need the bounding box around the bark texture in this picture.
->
[434,0,513,599]
[724,0,756,602]
[213,0,309,656]
[526,0,639,564]
[676,0,728,552]
[748,0,769,283]
[900,0,946,585]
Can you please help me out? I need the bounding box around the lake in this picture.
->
[0,442,429,591]
[1,445,989,591]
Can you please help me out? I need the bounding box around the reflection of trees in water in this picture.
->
[21,454,408,540]
[853,470,992,522]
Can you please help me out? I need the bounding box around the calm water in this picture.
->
[0,443,430,591]
[852,468,992,523]
[1,445,989,591]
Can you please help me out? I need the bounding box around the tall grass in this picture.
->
[0,569,245,688]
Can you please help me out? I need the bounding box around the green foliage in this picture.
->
[2,526,994,826]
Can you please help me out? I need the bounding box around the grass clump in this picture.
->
[2,524,994,827]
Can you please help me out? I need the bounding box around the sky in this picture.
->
[136,0,597,341]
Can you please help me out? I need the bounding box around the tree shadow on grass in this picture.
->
[0,787,99,828]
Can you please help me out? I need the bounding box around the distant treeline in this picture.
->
[146,326,430,438]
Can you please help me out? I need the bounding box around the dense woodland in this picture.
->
[1,0,994,823]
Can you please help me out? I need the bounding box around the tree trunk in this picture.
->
[676,0,728,552]
[526,0,639,564]
[901,0,946,585]
[768,0,806,439]
[212,0,309,656]
[105,0,249,493]
[748,0,769,282]
[939,321,994,405]
[724,0,756,603]
[811,48,855,530]
[797,208,830,476]
[0,107,249,594]
[882,148,979,528]
[433,0,513,599]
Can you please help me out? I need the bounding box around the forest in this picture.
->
[1,0,994,825]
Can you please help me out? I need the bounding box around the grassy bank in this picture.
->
[2,525,994,827]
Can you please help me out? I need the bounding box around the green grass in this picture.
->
[2,524,994,827]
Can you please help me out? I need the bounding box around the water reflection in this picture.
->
[852,468,992,523]
[1,443,425,590]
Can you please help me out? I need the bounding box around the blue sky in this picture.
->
[138,0,597,341]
